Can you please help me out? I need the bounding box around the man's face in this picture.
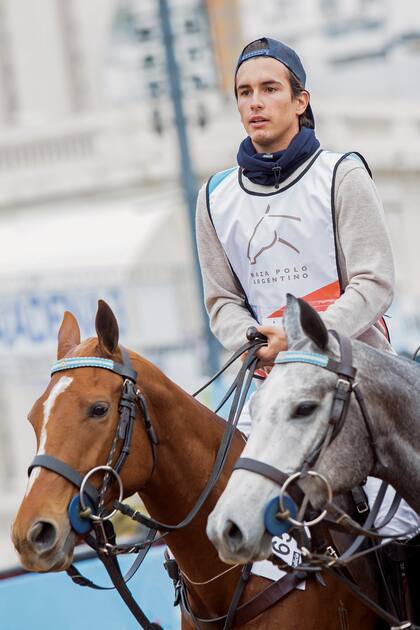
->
[236,57,308,153]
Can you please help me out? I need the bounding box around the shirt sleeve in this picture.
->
[321,161,395,338]
[195,182,257,351]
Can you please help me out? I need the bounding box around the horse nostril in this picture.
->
[28,521,58,553]
[223,519,245,554]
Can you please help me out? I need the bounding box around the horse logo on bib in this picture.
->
[247,204,301,264]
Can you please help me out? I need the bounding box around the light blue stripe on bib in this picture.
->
[208,167,236,195]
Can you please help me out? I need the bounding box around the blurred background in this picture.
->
[0,0,419,591]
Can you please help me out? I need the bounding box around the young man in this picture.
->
[196,37,419,617]
[196,37,394,368]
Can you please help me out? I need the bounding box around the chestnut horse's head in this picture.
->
[11,300,155,572]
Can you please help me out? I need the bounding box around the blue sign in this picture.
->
[0,288,127,348]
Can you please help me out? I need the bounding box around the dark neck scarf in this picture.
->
[237,127,320,188]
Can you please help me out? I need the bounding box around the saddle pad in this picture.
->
[251,533,306,590]
[365,477,420,538]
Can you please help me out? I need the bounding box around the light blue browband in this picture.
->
[274,351,329,369]
[51,351,138,382]
[51,357,116,375]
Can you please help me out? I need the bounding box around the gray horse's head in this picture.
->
[207,294,375,564]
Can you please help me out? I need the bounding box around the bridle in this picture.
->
[27,347,163,630]
[234,331,371,527]
[234,330,420,630]
[234,330,420,540]
[28,347,158,532]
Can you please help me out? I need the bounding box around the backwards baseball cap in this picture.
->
[235,37,315,128]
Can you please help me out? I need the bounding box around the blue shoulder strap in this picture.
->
[208,167,237,195]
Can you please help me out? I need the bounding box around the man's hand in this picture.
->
[255,325,288,366]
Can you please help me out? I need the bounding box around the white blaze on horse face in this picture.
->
[25,376,73,497]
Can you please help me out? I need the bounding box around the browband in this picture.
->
[274,349,356,379]
[51,351,138,383]
[274,350,330,369]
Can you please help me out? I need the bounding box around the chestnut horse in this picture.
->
[12,301,377,628]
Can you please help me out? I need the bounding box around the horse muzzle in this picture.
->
[12,516,76,572]
[207,502,272,564]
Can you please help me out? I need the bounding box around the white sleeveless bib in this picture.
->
[208,150,360,326]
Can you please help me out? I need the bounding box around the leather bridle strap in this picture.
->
[233,457,304,505]
[28,454,99,506]
[94,524,162,630]
[66,526,157,590]
[178,568,307,629]
[330,331,357,379]
[326,565,420,630]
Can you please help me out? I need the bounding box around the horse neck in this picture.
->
[131,356,245,613]
[355,343,420,511]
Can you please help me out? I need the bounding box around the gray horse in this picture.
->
[207,294,420,565]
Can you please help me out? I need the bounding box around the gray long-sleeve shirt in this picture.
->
[196,155,395,353]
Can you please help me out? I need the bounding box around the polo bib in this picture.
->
[207,150,361,326]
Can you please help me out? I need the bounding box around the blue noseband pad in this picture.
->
[264,495,297,536]
[68,495,96,535]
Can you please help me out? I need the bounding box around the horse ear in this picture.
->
[298,298,329,350]
[95,300,119,356]
[57,311,81,359]
[284,294,329,350]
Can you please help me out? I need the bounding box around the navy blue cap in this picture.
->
[235,37,314,128]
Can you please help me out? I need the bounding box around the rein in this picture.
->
[114,332,265,536]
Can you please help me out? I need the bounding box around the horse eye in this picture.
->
[89,403,109,418]
[292,402,318,418]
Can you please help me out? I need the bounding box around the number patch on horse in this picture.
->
[272,533,301,568]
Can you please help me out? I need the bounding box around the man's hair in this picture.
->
[242,39,267,54]
[235,39,314,129]
[287,71,314,129]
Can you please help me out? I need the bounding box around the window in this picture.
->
[191,75,205,90]
[144,55,155,69]
[185,19,199,34]
[188,48,201,61]
[149,82,160,98]
[135,27,152,42]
